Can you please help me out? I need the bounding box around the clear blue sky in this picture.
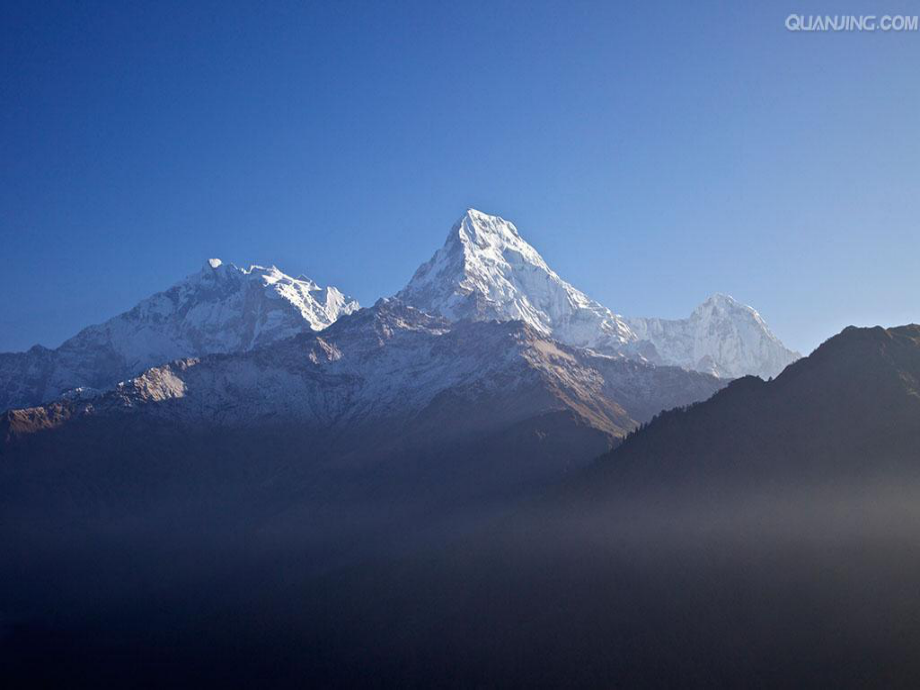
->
[2,0,918,354]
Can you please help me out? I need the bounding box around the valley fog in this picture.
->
[6,473,920,687]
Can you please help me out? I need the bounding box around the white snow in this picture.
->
[627,293,800,379]
[0,261,359,410]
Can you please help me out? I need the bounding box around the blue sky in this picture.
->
[2,0,918,354]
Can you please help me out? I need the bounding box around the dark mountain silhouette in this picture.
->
[584,324,920,492]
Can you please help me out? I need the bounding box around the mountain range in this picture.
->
[0,209,797,413]
[1,299,724,532]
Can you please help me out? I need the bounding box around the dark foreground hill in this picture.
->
[585,323,920,491]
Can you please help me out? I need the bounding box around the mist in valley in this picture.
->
[5,468,920,687]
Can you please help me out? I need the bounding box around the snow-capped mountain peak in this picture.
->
[693,293,772,332]
[450,208,536,259]
[0,261,359,411]
[180,260,356,332]
[627,293,800,379]
[697,292,753,314]
[397,209,636,350]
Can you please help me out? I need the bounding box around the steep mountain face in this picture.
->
[587,324,920,490]
[397,209,637,354]
[0,260,358,411]
[626,293,800,379]
[398,209,797,379]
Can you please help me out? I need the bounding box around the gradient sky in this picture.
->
[2,0,918,354]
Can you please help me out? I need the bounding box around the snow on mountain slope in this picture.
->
[0,261,358,411]
[626,294,800,379]
[398,209,798,380]
[0,208,799,416]
[3,298,725,443]
[397,209,637,353]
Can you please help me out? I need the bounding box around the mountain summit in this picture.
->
[627,293,800,379]
[0,262,358,411]
[397,209,636,352]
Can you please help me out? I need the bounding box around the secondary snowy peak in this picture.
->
[79,258,359,359]
[0,261,358,411]
[150,259,358,340]
[626,294,800,379]
[397,209,636,352]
